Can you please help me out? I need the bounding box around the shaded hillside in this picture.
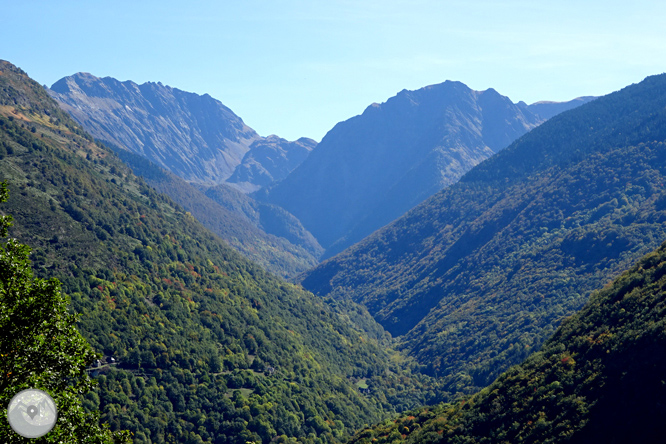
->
[0,60,426,444]
[48,73,315,188]
[261,81,546,256]
[198,182,323,258]
[113,147,322,277]
[300,74,666,399]
[349,241,666,444]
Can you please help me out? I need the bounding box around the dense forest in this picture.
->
[0,61,442,443]
[348,240,666,443]
[300,73,666,400]
[0,181,132,443]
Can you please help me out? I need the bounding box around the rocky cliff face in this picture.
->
[261,81,547,255]
[48,73,315,188]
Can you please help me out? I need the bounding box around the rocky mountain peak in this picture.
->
[48,73,315,188]
[262,80,546,253]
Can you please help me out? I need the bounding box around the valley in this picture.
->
[0,61,435,443]
[2,56,666,444]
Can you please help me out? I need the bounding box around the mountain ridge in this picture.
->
[49,73,323,276]
[48,72,316,189]
[260,80,591,257]
[523,95,597,120]
[0,59,427,444]
[109,145,323,277]
[348,239,666,444]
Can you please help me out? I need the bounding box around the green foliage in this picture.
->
[349,241,666,443]
[0,182,129,443]
[301,73,666,399]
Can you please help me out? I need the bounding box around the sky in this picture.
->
[2,0,666,141]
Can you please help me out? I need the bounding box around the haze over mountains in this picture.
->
[49,72,593,264]
[48,73,327,276]
[521,96,596,120]
[112,148,323,277]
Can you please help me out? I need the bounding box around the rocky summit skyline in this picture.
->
[48,72,315,191]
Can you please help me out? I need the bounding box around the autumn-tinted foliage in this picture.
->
[0,182,130,443]
[109,146,322,278]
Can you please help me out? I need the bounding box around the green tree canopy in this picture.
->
[0,182,129,443]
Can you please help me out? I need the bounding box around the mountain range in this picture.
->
[49,73,593,264]
[300,73,666,399]
[5,55,666,444]
[259,82,593,256]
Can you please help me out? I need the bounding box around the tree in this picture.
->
[0,183,130,443]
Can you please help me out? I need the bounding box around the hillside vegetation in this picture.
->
[349,240,666,443]
[0,60,433,444]
[48,74,322,277]
[300,74,666,399]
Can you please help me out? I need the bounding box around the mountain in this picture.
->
[349,241,666,444]
[47,72,315,189]
[111,147,322,277]
[299,73,666,399]
[522,96,597,120]
[0,60,431,443]
[48,73,322,276]
[260,81,563,257]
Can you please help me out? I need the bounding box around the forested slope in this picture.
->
[112,147,322,277]
[349,240,666,443]
[300,73,666,399]
[0,60,428,444]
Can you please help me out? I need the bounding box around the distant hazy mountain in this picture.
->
[48,73,315,189]
[196,182,322,257]
[226,135,316,193]
[260,81,589,257]
[300,73,666,398]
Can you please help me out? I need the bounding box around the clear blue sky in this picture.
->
[2,0,666,141]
